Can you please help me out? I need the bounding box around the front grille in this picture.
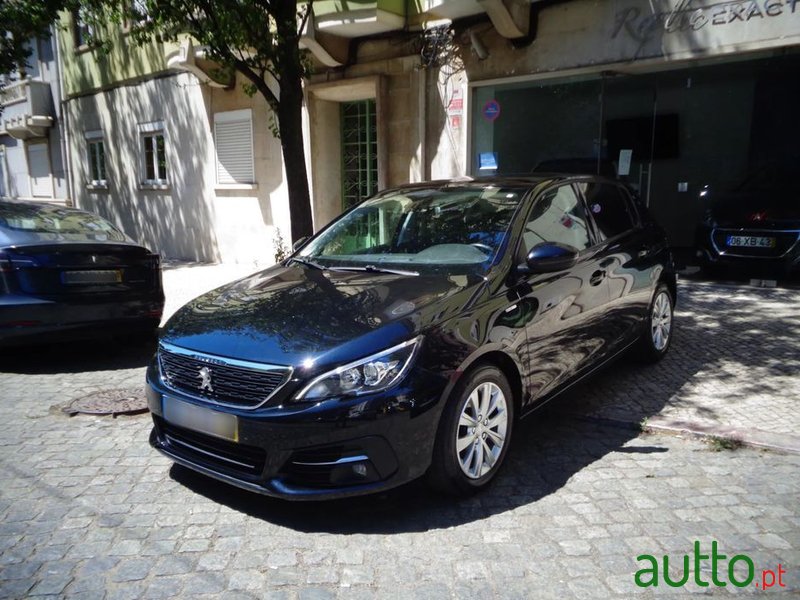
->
[158,345,291,408]
[712,229,799,258]
[156,416,266,479]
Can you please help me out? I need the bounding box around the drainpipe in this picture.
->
[646,88,657,208]
[417,67,427,182]
[53,25,74,207]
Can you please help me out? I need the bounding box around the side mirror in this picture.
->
[292,236,310,252]
[517,242,579,274]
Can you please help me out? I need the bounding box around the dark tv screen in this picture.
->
[606,114,680,160]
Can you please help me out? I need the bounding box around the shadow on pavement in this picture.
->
[0,337,156,374]
[554,282,800,428]
[170,414,669,534]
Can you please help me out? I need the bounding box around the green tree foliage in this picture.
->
[0,0,73,77]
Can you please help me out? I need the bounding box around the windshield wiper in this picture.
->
[286,257,327,270]
[329,264,419,277]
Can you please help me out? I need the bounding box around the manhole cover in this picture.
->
[62,388,148,417]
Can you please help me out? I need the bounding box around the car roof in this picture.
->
[379,174,616,193]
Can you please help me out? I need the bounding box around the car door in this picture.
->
[510,182,613,404]
[577,181,655,353]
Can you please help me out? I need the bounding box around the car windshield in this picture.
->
[0,202,127,242]
[298,185,527,273]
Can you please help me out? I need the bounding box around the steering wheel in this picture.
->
[470,243,494,255]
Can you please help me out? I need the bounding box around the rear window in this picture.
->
[0,203,127,241]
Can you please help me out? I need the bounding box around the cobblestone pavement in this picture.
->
[557,281,800,450]
[0,269,798,598]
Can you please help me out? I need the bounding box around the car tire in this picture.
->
[427,365,514,496]
[635,283,674,363]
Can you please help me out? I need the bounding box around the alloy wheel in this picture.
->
[651,291,672,351]
[455,382,509,479]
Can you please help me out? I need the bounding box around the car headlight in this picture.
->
[295,336,423,401]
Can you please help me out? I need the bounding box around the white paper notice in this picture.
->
[618,149,633,176]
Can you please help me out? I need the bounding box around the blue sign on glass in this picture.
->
[478,152,498,170]
[482,99,501,122]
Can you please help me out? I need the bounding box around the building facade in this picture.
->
[50,1,800,264]
[58,15,293,265]
[0,30,69,203]
[304,0,800,253]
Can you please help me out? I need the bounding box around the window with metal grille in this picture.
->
[214,109,254,185]
[341,100,377,211]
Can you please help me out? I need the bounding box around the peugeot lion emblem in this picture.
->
[197,366,214,392]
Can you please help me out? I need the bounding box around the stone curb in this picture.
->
[567,413,800,455]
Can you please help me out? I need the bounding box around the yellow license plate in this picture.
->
[162,396,238,442]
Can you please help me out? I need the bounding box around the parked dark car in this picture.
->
[147,176,675,500]
[532,157,618,179]
[695,165,800,278]
[0,199,163,347]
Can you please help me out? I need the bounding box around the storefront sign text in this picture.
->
[612,0,799,44]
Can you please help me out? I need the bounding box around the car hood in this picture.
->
[161,264,486,369]
[711,190,800,228]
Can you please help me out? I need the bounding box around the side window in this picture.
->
[523,185,591,253]
[85,130,107,188]
[138,121,168,186]
[583,182,636,239]
[73,9,94,49]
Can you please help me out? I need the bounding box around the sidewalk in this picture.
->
[159,263,800,453]
[556,280,800,454]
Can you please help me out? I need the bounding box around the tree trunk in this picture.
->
[273,0,314,245]
[277,81,314,244]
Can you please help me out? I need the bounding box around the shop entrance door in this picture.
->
[602,75,663,207]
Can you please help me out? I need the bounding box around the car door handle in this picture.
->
[590,269,606,286]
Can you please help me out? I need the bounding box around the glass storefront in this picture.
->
[470,52,800,249]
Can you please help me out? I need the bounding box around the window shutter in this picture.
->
[215,110,254,184]
[28,143,51,197]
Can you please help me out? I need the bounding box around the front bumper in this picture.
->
[146,362,448,500]
[695,225,800,276]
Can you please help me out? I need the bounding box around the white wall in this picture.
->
[68,72,291,265]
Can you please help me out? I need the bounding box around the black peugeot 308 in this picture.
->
[147,176,676,500]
